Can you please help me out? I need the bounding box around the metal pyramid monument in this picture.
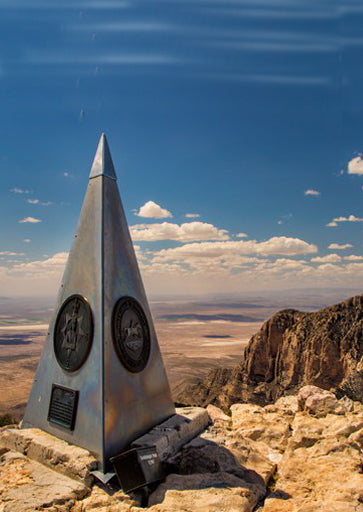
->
[22,134,175,472]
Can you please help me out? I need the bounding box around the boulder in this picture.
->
[297,385,346,417]
[148,472,263,512]
[0,450,88,512]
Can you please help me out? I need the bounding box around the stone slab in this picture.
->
[0,450,88,512]
[131,407,209,461]
[0,428,97,486]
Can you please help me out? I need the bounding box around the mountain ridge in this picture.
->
[174,294,363,409]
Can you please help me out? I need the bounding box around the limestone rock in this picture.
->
[175,295,363,408]
[148,472,262,512]
[230,403,291,452]
[206,404,230,425]
[0,449,88,512]
[0,428,97,486]
[262,402,363,511]
[297,385,346,417]
[71,484,137,511]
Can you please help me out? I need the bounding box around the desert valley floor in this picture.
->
[0,290,355,419]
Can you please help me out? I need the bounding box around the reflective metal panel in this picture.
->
[22,134,175,474]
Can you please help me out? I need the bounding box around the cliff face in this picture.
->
[175,295,363,409]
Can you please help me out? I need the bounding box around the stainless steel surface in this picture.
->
[22,134,175,473]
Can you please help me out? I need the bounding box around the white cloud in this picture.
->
[151,237,317,263]
[18,217,41,224]
[0,251,24,256]
[27,198,52,206]
[185,213,200,218]
[255,237,317,255]
[344,255,363,261]
[328,243,353,250]
[304,189,321,196]
[326,215,363,226]
[311,254,342,263]
[135,201,172,219]
[131,221,229,242]
[236,233,248,238]
[23,239,31,243]
[0,252,68,296]
[10,252,68,278]
[11,188,31,194]
[333,215,363,223]
[348,155,363,175]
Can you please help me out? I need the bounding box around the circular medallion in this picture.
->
[112,296,151,373]
[54,295,93,373]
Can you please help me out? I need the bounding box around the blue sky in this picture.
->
[1,0,363,297]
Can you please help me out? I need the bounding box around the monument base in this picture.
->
[0,407,209,504]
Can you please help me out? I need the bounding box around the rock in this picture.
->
[180,427,276,487]
[297,385,346,417]
[0,428,97,486]
[148,472,263,511]
[175,295,363,408]
[0,449,88,512]
[71,484,137,511]
[206,405,230,425]
[230,403,291,452]
[132,407,209,462]
[262,402,363,511]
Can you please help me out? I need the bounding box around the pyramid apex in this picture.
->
[89,133,117,180]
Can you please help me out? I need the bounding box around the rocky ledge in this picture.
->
[0,385,362,511]
[175,295,363,409]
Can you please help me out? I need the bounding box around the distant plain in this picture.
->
[0,289,357,419]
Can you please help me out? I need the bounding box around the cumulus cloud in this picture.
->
[326,215,363,226]
[130,221,229,242]
[9,252,68,278]
[185,213,200,218]
[236,233,248,238]
[151,237,317,263]
[328,243,353,250]
[348,155,363,175]
[18,217,41,223]
[135,201,172,218]
[304,189,320,196]
[344,255,363,261]
[333,215,363,223]
[311,254,342,263]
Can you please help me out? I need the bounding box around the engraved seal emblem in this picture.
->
[112,297,150,373]
[54,295,93,372]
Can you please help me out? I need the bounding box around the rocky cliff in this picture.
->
[175,295,363,409]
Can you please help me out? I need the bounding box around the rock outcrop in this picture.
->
[1,386,362,511]
[175,295,363,409]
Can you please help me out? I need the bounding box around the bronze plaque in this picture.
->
[54,295,93,372]
[48,384,79,430]
[112,297,150,373]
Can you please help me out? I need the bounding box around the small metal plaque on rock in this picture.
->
[48,385,79,430]
[54,294,93,372]
[112,296,151,373]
